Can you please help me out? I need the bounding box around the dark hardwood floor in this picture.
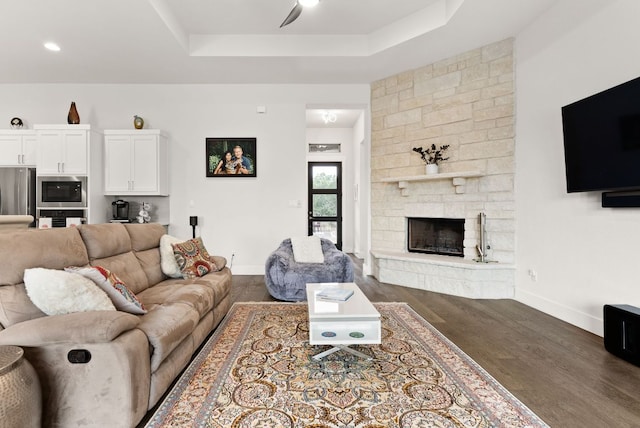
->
[231,257,640,427]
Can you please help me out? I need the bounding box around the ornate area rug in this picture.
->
[145,302,548,427]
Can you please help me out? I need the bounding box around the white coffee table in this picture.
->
[306,282,381,360]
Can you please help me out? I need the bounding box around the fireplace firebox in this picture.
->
[407,217,465,257]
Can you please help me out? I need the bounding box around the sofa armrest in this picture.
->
[0,311,140,347]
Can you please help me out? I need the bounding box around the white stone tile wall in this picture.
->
[371,38,515,264]
[370,39,515,295]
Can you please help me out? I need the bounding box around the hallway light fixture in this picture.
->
[322,111,337,124]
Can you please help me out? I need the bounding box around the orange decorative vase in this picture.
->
[67,102,80,124]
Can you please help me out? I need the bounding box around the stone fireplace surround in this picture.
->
[369,173,516,300]
[370,39,516,299]
[371,204,515,299]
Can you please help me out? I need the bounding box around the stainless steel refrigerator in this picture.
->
[0,167,36,226]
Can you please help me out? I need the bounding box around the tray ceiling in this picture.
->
[0,0,557,84]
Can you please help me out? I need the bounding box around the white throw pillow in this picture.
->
[160,234,184,278]
[290,236,325,263]
[24,268,116,316]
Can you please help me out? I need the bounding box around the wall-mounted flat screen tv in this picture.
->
[562,76,640,193]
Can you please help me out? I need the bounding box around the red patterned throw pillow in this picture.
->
[65,266,147,314]
[172,237,216,279]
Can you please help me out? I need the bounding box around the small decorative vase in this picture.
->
[67,102,80,124]
[426,164,439,175]
[133,115,144,130]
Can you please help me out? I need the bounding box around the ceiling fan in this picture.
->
[280,0,320,28]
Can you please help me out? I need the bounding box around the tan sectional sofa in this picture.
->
[0,223,232,427]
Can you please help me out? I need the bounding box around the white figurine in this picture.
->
[137,202,151,223]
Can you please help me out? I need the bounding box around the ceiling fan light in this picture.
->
[44,42,61,52]
[298,0,319,8]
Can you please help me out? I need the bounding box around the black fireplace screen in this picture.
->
[407,217,464,257]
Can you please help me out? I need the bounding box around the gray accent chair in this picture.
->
[264,238,354,301]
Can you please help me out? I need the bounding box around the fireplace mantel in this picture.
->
[380,171,483,196]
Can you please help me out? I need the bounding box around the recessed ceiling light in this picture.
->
[322,111,337,124]
[299,0,319,7]
[44,42,61,52]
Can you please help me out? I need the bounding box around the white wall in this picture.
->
[515,0,640,335]
[0,84,369,274]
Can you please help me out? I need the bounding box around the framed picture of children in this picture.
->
[206,137,257,177]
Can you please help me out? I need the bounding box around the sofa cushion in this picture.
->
[134,248,166,287]
[190,269,232,306]
[65,266,147,315]
[137,282,215,319]
[78,223,132,260]
[24,268,116,315]
[124,224,168,286]
[136,303,200,372]
[0,227,89,286]
[124,223,165,252]
[90,252,149,294]
[172,237,216,279]
[0,227,91,327]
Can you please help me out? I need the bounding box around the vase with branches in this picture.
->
[413,144,450,174]
[412,144,450,165]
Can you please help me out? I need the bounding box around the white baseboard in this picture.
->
[230,265,265,275]
[515,289,604,337]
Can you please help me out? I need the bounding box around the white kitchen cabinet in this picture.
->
[30,124,107,225]
[0,130,37,166]
[35,125,89,175]
[104,130,168,195]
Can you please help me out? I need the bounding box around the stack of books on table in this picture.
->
[317,288,354,302]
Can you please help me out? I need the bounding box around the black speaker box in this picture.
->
[602,190,640,207]
[603,304,640,366]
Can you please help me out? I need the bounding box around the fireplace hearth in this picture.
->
[407,217,464,257]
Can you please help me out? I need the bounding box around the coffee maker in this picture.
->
[112,199,130,222]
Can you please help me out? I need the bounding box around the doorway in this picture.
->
[308,162,342,250]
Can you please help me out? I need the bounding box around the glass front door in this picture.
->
[308,162,342,250]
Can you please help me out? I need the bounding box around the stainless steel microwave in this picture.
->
[36,176,87,208]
